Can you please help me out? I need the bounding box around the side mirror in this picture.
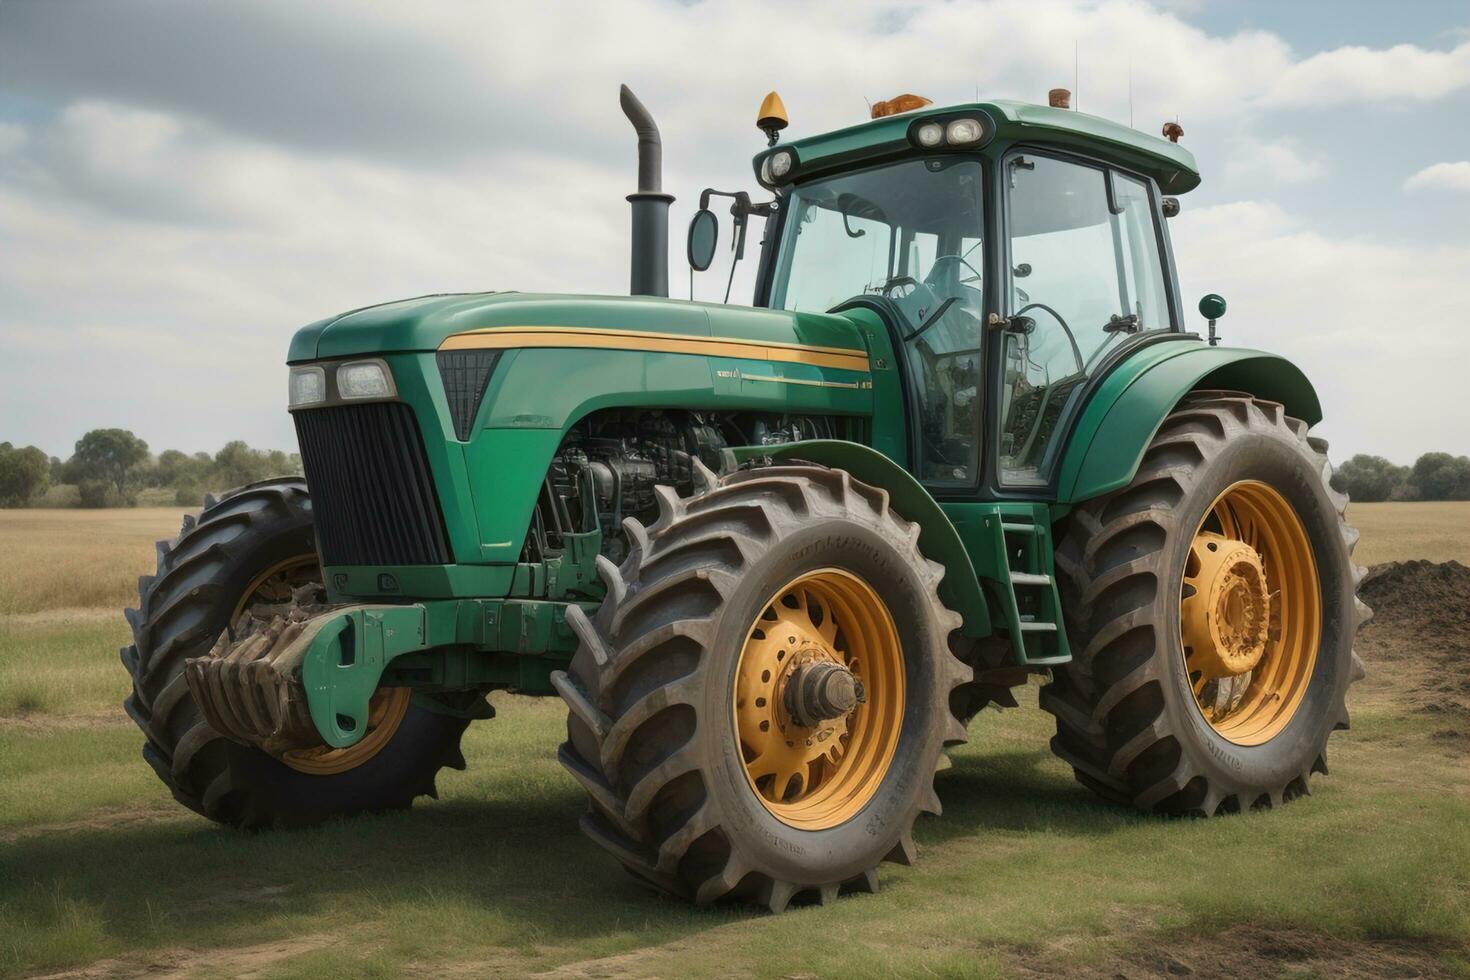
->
[687,209,719,272]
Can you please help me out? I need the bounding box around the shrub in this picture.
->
[1331,455,1409,503]
[0,442,51,507]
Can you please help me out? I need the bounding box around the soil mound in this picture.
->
[1361,559,1470,642]
[1358,560,1470,720]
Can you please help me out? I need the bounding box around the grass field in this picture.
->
[2,504,1468,978]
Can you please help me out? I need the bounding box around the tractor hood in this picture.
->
[287,291,868,363]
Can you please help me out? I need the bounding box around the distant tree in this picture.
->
[213,440,271,489]
[77,479,121,508]
[155,448,213,489]
[0,442,51,507]
[1407,452,1470,501]
[70,428,150,506]
[212,440,300,490]
[1330,454,1409,503]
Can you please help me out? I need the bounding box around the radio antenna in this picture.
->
[1128,56,1134,128]
[1074,40,1079,111]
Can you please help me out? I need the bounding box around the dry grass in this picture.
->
[1348,500,1470,566]
[0,508,187,616]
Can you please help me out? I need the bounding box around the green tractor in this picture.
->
[122,85,1368,911]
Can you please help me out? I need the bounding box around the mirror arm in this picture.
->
[697,188,776,266]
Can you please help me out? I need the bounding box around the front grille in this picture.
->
[294,402,452,565]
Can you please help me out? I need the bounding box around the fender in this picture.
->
[1056,341,1322,505]
[732,439,992,637]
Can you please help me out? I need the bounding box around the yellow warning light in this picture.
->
[757,91,789,146]
[871,94,932,119]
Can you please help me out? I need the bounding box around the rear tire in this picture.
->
[120,478,469,827]
[555,464,970,911]
[1040,392,1369,814]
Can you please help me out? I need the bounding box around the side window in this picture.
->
[999,154,1171,485]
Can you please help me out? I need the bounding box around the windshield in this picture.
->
[770,158,986,485]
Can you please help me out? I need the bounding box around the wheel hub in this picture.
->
[1183,532,1271,678]
[1178,481,1323,746]
[733,569,904,829]
[784,658,865,727]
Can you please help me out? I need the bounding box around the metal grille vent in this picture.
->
[294,402,451,566]
[436,349,501,441]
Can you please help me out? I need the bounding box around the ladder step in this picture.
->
[1018,621,1057,633]
[1000,522,1036,534]
[1009,572,1052,587]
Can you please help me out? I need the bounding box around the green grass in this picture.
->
[2,510,1469,978]
[0,615,131,717]
[3,685,1468,978]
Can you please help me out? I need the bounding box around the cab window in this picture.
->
[771,158,987,486]
[999,153,1172,485]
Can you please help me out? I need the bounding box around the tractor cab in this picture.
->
[694,94,1197,492]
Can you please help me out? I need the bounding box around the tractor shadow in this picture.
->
[2,746,1146,954]
[924,746,1151,844]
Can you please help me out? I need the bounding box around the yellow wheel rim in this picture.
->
[229,556,411,775]
[1180,481,1321,746]
[733,569,904,830]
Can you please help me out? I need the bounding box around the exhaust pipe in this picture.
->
[620,84,673,298]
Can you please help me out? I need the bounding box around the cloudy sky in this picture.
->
[2,0,1468,464]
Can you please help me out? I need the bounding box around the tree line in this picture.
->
[0,429,301,508]
[1329,453,1470,502]
[3,429,1468,508]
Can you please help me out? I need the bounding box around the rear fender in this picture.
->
[731,439,992,636]
[1056,344,1321,504]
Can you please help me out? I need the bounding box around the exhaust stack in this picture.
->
[620,85,674,298]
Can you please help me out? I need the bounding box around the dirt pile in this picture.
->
[1358,560,1470,720]
[1361,560,1470,644]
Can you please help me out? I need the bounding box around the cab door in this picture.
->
[996,151,1176,486]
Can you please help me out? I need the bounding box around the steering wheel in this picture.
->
[1013,302,1084,374]
[925,254,983,289]
[880,275,921,298]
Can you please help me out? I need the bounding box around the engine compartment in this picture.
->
[524,407,847,566]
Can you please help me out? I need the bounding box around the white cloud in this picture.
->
[1,0,1469,460]
[1263,40,1470,108]
[1172,201,1470,462]
[1404,161,1470,193]
[0,121,27,155]
[1223,140,1327,185]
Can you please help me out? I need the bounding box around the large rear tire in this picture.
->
[555,464,970,911]
[1040,392,1369,814]
[120,478,470,827]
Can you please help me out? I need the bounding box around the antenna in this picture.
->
[1128,56,1134,128]
[1074,39,1079,111]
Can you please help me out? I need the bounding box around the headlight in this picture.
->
[768,149,794,180]
[760,155,773,184]
[288,366,326,408]
[337,360,395,400]
[915,122,944,147]
[945,118,984,145]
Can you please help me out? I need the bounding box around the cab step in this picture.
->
[977,506,1070,666]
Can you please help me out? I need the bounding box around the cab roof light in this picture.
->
[907,113,991,150]
[871,93,932,119]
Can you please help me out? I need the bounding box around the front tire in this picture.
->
[120,478,470,827]
[1040,392,1369,815]
[554,464,970,911]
